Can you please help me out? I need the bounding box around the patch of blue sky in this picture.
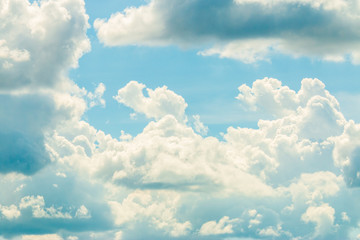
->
[66,0,360,140]
[71,34,360,139]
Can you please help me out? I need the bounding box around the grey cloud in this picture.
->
[0,94,56,174]
[0,0,90,175]
[95,0,360,63]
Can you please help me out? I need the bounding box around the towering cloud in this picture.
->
[0,0,90,175]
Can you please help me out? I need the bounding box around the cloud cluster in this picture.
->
[94,0,360,63]
[0,0,98,175]
[4,0,360,239]
[12,77,358,239]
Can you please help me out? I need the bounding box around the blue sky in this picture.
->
[75,0,360,137]
[2,0,360,239]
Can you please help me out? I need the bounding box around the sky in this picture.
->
[2,0,360,239]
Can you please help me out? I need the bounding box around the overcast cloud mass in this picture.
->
[2,0,360,239]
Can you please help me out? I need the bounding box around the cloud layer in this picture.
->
[94,0,360,63]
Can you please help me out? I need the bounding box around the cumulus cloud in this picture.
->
[0,0,90,90]
[199,216,239,235]
[94,0,360,63]
[332,121,360,187]
[2,76,360,239]
[109,190,192,237]
[301,204,337,237]
[0,0,90,175]
[4,75,360,239]
[19,195,72,219]
[75,205,91,219]
[114,81,188,122]
[0,204,20,220]
[3,2,360,239]
[25,77,360,239]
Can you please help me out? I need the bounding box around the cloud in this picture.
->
[75,205,91,219]
[94,0,360,63]
[109,190,192,237]
[199,216,239,235]
[3,2,360,239]
[22,234,64,240]
[191,115,208,136]
[0,0,90,90]
[0,204,20,220]
[332,120,360,187]
[301,203,337,237]
[87,83,106,108]
[114,81,188,122]
[0,0,90,175]
[3,77,360,239]
[25,77,360,239]
[19,195,72,219]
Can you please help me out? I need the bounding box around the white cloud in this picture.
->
[199,216,239,235]
[3,67,360,240]
[301,204,337,237]
[0,0,90,175]
[332,120,360,187]
[94,0,360,64]
[67,237,78,240]
[0,0,90,90]
[109,190,192,237]
[19,195,72,219]
[192,115,208,135]
[35,76,360,239]
[22,234,63,240]
[75,205,91,219]
[87,83,106,108]
[94,1,165,47]
[114,231,123,240]
[114,81,187,122]
[0,40,30,63]
[0,204,20,220]
[258,226,281,237]
[198,39,277,64]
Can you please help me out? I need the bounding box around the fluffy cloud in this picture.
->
[0,204,20,220]
[114,81,187,122]
[0,0,90,90]
[19,195,72,219]
[24,77,359,239]
[301,204,337,237]
[4,1,360,239]
[94,0,360,63]
[5,74,360,239]
[332,121,360,187]
[199,216,239,235]
[0,0,91,175]
[109,190,192,237]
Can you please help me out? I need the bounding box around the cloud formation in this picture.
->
[94,0,360,63]
[14,77,358,239]
[114,81,188,122]
[0,0,91,175]
[4,0,360,239]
